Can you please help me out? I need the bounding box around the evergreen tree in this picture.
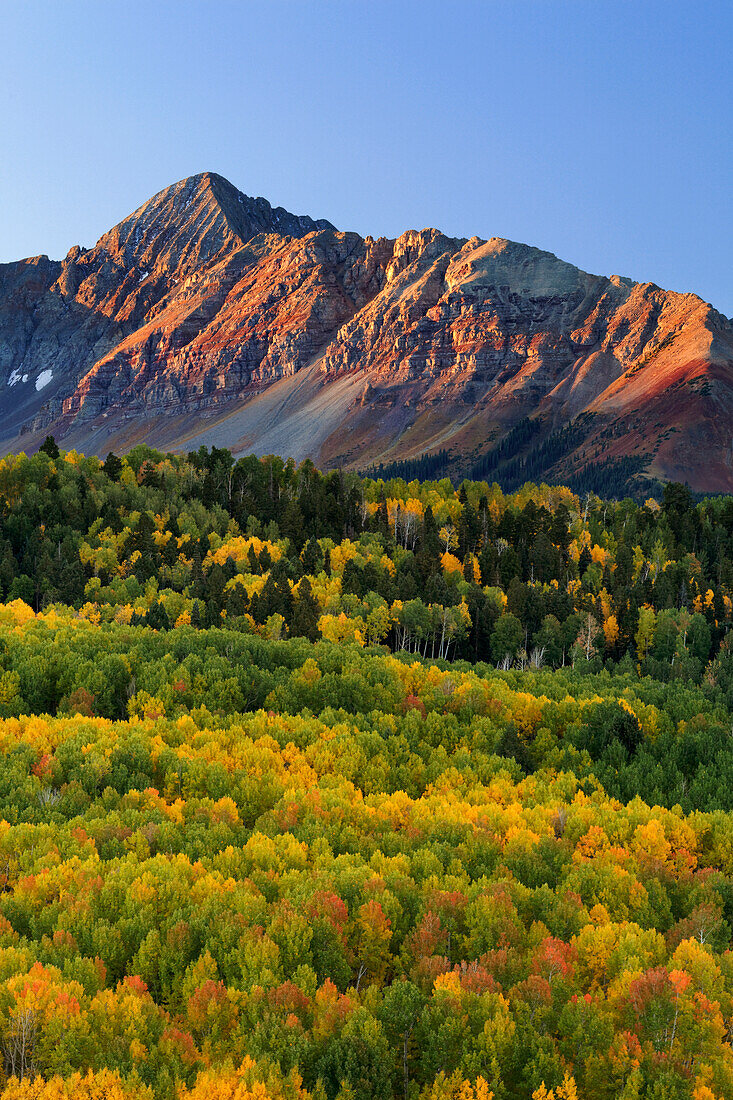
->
[39,435,59,459]
[301,537,321,575]
[291,577,320,641]
[102,451,123,480]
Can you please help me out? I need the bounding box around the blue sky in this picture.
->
[2,0,731,314]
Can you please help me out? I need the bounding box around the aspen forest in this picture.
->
[1,440,733,1099]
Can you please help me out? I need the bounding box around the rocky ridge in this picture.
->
[1,172,732,492]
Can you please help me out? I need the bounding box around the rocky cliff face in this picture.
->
[1,172,732,492]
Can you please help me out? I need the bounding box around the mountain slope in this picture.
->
[1,173,731,492]
[0,173,335,443]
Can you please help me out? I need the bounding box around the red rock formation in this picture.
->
[1,172,731,492]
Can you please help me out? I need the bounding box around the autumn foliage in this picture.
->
[0,448,730,1097]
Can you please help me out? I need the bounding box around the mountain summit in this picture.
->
[97,172,335,273]
[1,173,732,492]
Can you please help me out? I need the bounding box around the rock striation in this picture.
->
[1,172,732,491]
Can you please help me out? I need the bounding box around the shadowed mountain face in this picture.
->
[1,171,732,491]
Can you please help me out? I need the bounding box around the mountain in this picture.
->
[2,171,732,493]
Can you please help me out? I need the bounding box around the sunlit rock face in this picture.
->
[1,173,732,491]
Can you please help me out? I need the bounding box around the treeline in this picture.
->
[468,415,656,500]
[344,418,653,501]
[467,416,544,483]
[366,449,451,484]
[0,440,731,683]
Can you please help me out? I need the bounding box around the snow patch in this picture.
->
[7,369,24,387]
[35,370,53,391]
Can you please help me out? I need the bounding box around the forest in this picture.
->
[0,439,732,1099]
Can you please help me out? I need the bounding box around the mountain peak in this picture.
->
[1,174,732,492]
[201,172,335,242]
[96,172,335,275]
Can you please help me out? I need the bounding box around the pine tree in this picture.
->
[102,451,123,480]
[301,537,321,575]
[39,435,59,459]
[291,577,320,641]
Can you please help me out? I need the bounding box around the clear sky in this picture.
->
[3,0,731,315]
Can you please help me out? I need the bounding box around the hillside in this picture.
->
[2,172,732,492]
[1,446,733,1098]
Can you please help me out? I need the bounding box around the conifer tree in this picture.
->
[291,577,320,641]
